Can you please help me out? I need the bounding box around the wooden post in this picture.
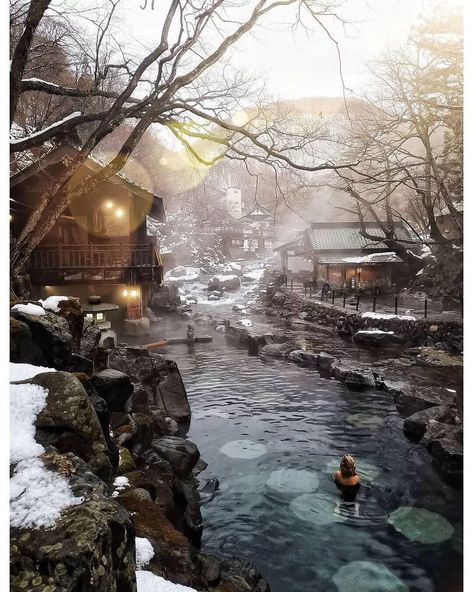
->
[372,295,377,312]
[309,284,312,298]
[395,296,398,316]
[331,290,335,305]
[424,299,428,319]
[343,292,346,308]
[356,294,360,311]
[304,283,307,296]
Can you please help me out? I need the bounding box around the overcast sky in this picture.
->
[101,0,462,100]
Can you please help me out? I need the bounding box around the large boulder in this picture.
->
[331,362,375,388]
[287,350,319,366]
[108,347,191,427]
[25,372,112,481]
[215,557,271,592]
[152,436,200,478]
[225,325,250,345]
[318,351,337,371]
[11,453,135,592]
[10,317,46,366]
[403,406,458,441]
[10,310,72,370]
[259,342,299,358]
[157,361,191,425]
[118,495,197,586]
[208,275,241,292]
[428,433,463,481]
[353,329,406,347]
[393,386,455,417]
[56,298,84,352]
[91,369,134,412]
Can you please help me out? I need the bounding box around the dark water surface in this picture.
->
[126,276,462,592]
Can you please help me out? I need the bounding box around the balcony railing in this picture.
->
[27,243,162,284]
[29,243,156,269]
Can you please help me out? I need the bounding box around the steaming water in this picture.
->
[128,270,462,592]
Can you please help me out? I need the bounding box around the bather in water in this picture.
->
[334,454,361,503]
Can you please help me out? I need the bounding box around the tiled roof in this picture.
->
[316,251,403,264]
[305,222,412,252]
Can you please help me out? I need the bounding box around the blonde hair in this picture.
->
[340,455,357,478]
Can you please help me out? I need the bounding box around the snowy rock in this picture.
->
[11,454,135,592]
[29,371,113,481]
[236,319,253,327]
[353,329,406,347]
[361,312,416,321]
[136,571,197,592]
[208,274,241,292]
[165,266,201,283]
[11,302,45,316]
[39,295,70,312]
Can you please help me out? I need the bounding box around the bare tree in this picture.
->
[321,10,463,269]
[10,0,362,279]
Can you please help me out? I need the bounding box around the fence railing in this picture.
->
[283,279,448,319]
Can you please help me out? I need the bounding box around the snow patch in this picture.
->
[10,363,56,383]
[136,571,197,592]
[342,252,400,264]
[39,295,70,312]
[356,329,394,335]
[11,303,45,316]
[112,476,130,497]
[361,312,416,321]
[164,266,201,283]
[136,537,155,569]
[10,378,82,529]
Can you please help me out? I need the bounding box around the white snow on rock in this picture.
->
[11,303,45,316]
[164,266,201,283]
[215,274,238,282]
[361,312,416,321]
[236,319,253,327]
[356,329,395,335]
[10,377,83,529]
[39,295,70,312]
[112,476,130,497]
[243,269,265,280]
[10,362,56,383]
[136,537,155,569]
[136,571,197,592]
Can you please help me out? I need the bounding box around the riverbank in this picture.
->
[10,301,270,592]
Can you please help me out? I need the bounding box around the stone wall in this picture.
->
[265,290,463,353]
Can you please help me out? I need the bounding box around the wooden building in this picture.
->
[208,204,275,259]
[275,221,413,290]
[10,143,165,319]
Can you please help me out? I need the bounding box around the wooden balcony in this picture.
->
[27,243,162,285]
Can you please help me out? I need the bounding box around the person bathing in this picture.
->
[335,455,361,491]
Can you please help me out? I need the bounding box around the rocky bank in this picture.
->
[10,301,270,592]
